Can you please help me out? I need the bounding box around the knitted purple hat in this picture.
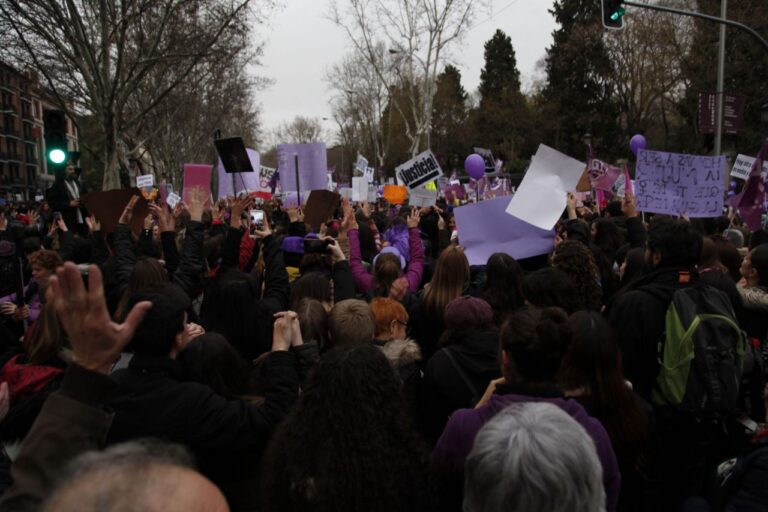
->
[444,296,493,331]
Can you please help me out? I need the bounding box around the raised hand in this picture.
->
[85,214,101,233]
[185,186,209,222]
[229,195,253,229]
[324,236,345,263]
[389,277,408,302]
[50,263,151,374]
[272,311,301,351]
[340,198,358,232]
[407,208,421,229]
[148,203,171,233]
[253,215,273,239]
[621,191,638,219]
[119,195,140,225]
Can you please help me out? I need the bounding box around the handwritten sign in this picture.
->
[588,159,621,191]
[635,150,725,217]
[730,154,768,181]
[395,150,443,190]
[136,174,154,189]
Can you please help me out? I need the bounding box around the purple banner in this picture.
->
[277,143,328,193]
[635,149,725,217]
[454,195,555,265]
[698,92,746,135]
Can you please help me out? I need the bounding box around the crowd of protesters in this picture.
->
[0,158,766,512]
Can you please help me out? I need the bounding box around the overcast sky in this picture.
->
[256,0,557,142]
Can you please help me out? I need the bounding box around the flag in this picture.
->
[623,163,633,196]
[736,141,768,231]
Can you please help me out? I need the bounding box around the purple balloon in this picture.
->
[464,154,486,180]
[629,134,647,156]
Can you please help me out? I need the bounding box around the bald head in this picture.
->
[44,440,228,512]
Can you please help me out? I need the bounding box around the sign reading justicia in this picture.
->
[395,150,443,190]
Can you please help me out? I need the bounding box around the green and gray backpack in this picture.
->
[651,285,746,414]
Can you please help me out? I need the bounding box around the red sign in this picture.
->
[698,92,746,135]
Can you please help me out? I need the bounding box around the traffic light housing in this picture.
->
[602,0,625,30]
[43,109,68,170]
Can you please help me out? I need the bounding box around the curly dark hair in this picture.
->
[552,240,603,312]
[261,344,435,512]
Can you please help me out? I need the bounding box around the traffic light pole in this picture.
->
[622,1,768,53]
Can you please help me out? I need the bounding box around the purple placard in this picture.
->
[217,148,261,198]
[454,195,555,265]
[277,143,328,193]
[635,150,725,217]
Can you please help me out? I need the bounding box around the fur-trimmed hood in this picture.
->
[375,338,422,368]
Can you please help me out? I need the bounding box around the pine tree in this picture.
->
[431,65,469,171]
[542,0,620,159]
[475,29,531,169]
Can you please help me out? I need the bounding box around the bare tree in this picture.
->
[0,0,272,189]
[274,116,326,144]
[326,46,393,169]
[603,1,694,141]
[329,0,479,158]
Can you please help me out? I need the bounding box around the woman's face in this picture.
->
[32,265,52,283]
[152,225,160,241]
[391,319,407,340]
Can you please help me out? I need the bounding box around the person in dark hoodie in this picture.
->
[418,296,500,445]
[431,306,620,512]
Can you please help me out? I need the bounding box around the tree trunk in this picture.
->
[101,112,121,190]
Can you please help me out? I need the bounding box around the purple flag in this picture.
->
[589,159,622,191]
[277,143,328,194]
[454,195,555,265]
[735,142,768,231]
[217,148,260,198]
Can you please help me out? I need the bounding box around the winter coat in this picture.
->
[736,281,768,341]
[432,387,621,512]
[374,337,422,412]
[432,388,621,512]
[106,351,299,510]
[607,266,700,401]
[418,329,500,445]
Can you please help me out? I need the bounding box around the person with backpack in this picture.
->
[608,218,745,509]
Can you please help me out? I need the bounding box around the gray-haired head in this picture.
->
[463,402,605,512]
[43,439,229,512]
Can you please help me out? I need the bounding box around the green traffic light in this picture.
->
[610,7,625,21]
[49,149,67,164]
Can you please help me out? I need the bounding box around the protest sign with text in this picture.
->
[635,150,725,217]
[730,154,768,181]
[395,150,443,190]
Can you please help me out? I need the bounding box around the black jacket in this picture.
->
[107,351,300,509]
[114,220,204,299]
[45,178,87,229]
[608,266,698,401]
[418,329,500,445]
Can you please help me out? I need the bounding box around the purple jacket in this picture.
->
[432,393,621,512]
[1,283,42,323]
[348,227,424,295]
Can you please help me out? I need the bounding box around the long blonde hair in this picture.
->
[422,246,469,321]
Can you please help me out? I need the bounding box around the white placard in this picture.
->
[355,155,368,175]
[505,144,585,230]
[409,187,437,207]
[395,150,443,190]
[367,187,378,203]
[364,166,375,183]
[351,177,368,202]
[339,187,353,200]
[136,174,154,189]
[166,192,181,209]
[34,195,44,202]
[730,154,768,180]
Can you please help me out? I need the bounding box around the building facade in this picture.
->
[0,61,78,202]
